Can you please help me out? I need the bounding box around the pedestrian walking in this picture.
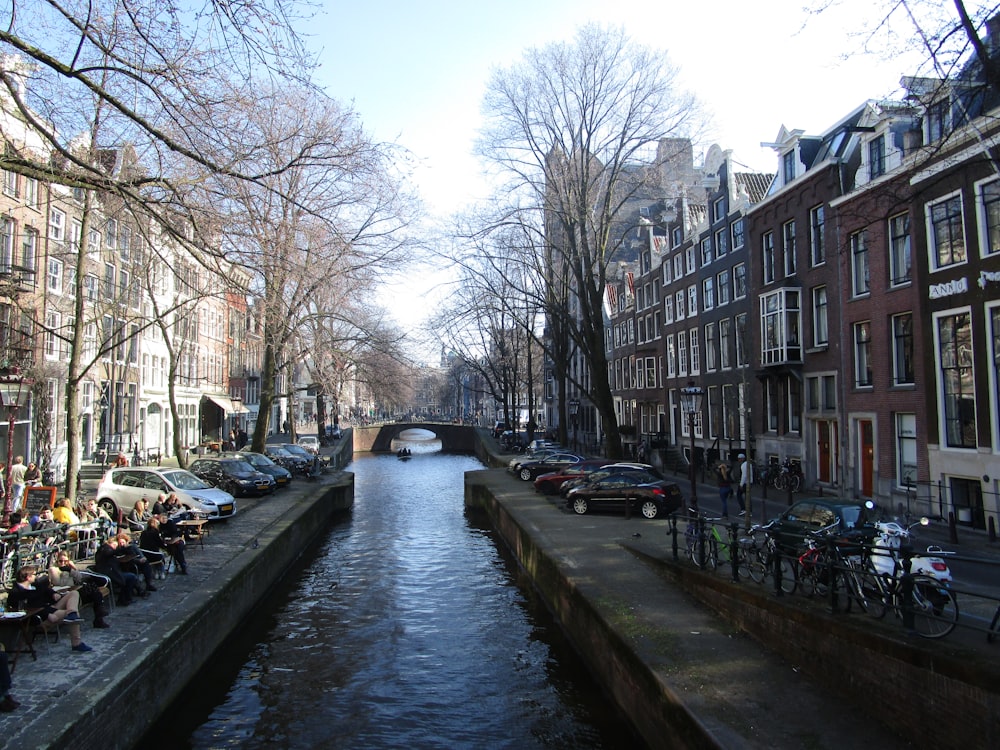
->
[717,461,733,516]
[736,454,752,515]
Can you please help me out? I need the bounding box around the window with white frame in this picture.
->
[664,295,674,323]
[850,229,870,296]
[24,177,37,208]
[719,318,732,369]
[700,237,712,266]
[47,257,63,294]
[673,254,683,279]
[928,193,965,270]
[937,311,976,448]
[731,218,744,249]
[812,286,828,346]
[702,277,714,310]
[854,321,873,387]
[678,330,688,375]
[760,289,801,365]
[713,196,725,223]
[991,306,1000,447]
[788,377,801,433]
[782,219,796,276]
[766,378,779,431]
[21,227,36,272]
[45,311,60,359]
[104,263,115,298]
[675,290,685,321]
[733,262,747,299]
[717,269,730,305]
[106,218,117,249]
[662,260,672,285]
[635,358,645,389]
[809,205,825,265]
[782,150,795,184]
[2,169,17,198]
[896,413,917,487]
[689,327,700,374]
[892,312,914,386]
[926,98,949,142]
[979,179,1000,257]
[715,227,728,257]
[705,323,717,371]
[687,284,697,317]
[0,216,13,271]
[869,134,886,179]
[49,207,65,242]
[666,334,676,377]
[671,226,682,247]
[645,357,656,389]
[735,312,748,367]
[889,212,912,285]
[685,246,695,274]
[762,231,776,283]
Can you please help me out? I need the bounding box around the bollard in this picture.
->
[949,510,959,544]
[669,516,679,561]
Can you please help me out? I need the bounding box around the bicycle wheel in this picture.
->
[908,576,959,639]
[789,473,802,492]
[773,472,788,491]
[772,554,797,594]
[747,548,768,584]
[858,571,888,619]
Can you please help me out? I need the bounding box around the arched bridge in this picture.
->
[352,422,482,453]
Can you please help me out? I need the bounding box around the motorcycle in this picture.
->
[868,517,953,583]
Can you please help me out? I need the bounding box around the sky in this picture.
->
[301,0,928,352]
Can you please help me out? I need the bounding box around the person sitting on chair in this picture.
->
[92,538,144,606]
[114,532,157,593]
[48,553,110,629]
[6,566,93,652]
[127,498,151,531]
[139,515,188,575]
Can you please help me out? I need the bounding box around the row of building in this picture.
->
[0,69,373,481]
[553,37,1000,529]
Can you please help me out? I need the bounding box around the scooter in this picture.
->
[868,517,953,584]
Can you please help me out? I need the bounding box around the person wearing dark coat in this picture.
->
[92,539,144,606]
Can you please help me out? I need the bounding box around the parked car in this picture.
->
[559,464,663,497]
[188,456,276,497]
[565,474,683,519]
[96,466,237,520]
[768,498,875,553]
[281,443,322,475]
[508,447,563,472]
[513,452,586,481]
[220,451,293,488]
[297,435,320,455]
[533,459,614,495]
[493,421,510,438]
[264,445,311,474]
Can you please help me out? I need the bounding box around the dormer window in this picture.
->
[869,135,886,179]
[782,150,796,184]
[927,99,949,142]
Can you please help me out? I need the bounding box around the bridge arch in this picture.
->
[353,423,481,453]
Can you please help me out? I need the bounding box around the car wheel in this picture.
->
[639,500,659,519]
[519,468,532,481]
[98,498,118,520]
[571,497,589,515]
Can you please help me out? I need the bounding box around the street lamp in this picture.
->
[0,367,31,523]
[569,398,580,453]
[679,381,704,513]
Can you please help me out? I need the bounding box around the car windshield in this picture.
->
[282,444,310,457]
[241,453,275,467]
[268,447,293,458]
[840,506,863,528]
[221,460,255,473]
[162,469,211,490]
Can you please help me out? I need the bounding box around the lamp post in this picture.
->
[0,367,31,523]
[679,381,704,513]
[569,398,580,453]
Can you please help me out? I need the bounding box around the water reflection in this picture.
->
[151,446,641,749]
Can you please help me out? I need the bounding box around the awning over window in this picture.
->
[202,395,249,414]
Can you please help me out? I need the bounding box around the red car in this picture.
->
[533,459,614,495]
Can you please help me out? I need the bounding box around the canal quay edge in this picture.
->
[1,440,355,750]
[464,465,1000,750]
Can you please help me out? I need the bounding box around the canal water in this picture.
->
[144,443,643,749]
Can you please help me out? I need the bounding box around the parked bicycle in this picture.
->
[771,458,803,493]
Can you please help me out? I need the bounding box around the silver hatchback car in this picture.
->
[96,466,237,521]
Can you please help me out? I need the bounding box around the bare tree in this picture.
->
[474,25,702,458]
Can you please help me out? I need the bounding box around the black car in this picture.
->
[769,498,875,553]
[264,445,310,474]
[559,464,663,497]
[565,473,683,519]
[513,452,586,481]
[281,443,322,472]
[188,457,276,497]
[220,451,293,488]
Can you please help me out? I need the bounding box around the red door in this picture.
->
[817,421,832,483]
[859,420,874,498]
